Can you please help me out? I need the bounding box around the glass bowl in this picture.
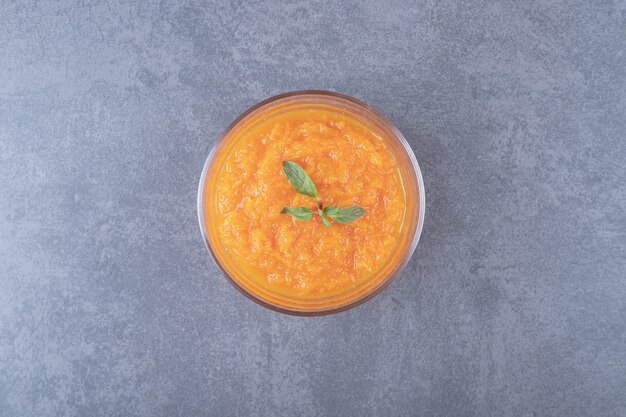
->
[197,90,425,315]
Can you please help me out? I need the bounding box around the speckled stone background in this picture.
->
[1,1,625,416]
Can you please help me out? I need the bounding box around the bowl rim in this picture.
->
[197,90,425,315]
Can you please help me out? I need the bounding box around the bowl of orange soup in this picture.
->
[198,91,425,315]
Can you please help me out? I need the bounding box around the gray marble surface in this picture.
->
[1,1,625,416]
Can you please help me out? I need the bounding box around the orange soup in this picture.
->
[207,108,404,298]
[200,92,423,314]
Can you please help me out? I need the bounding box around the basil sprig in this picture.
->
[280,161,365,227]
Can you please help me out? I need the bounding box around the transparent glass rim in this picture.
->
[197,90,426,315]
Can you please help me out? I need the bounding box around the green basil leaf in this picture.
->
[327,206,365,224]
[282,161,319,198]
[280,206,313,221]
[321,217,331,227]
[323,205,339,216]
